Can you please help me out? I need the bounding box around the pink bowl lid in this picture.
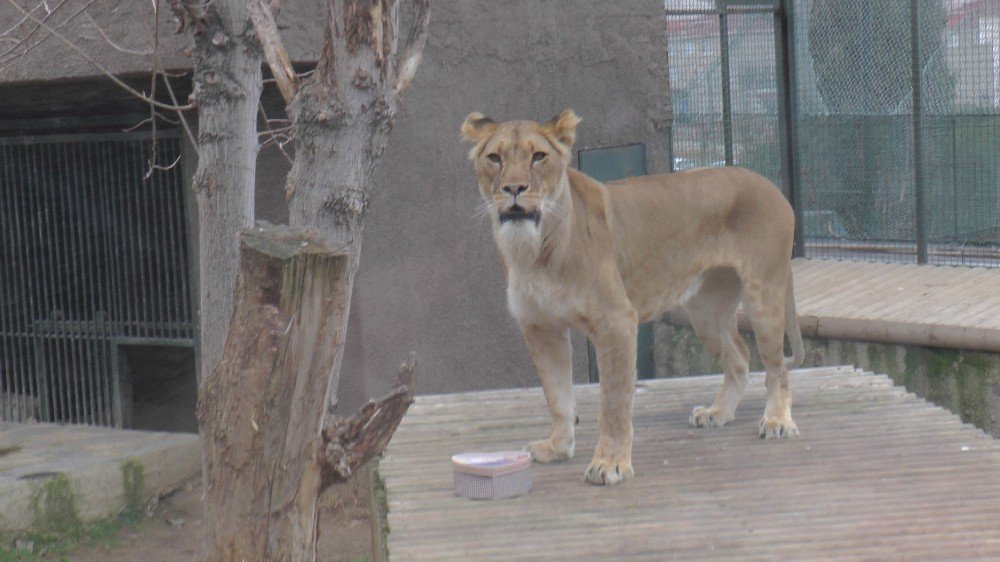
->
[451,450,531,477]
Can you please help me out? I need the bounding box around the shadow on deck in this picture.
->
[380,366,1000,561]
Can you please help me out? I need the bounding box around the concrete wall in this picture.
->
[654,321,1000,438]
[336,0,671,409]
[0,0,324,82]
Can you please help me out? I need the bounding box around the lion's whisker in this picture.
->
[471,201,495,225]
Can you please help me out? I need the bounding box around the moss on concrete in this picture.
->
[867,344,888,375]
[924,349,960,379]
[121,458,146,515]
[953,352,999,431]
[30,474,81,536]
[903,347,920,384]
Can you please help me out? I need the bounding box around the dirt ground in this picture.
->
[57,469,376,562]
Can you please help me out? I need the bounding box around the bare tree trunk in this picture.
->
[284,0,431,406]
[199,225,416,561]
[170,0,263,379]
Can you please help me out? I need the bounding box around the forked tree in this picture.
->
[166,0,431,560]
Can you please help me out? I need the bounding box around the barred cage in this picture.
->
[666,0,1000,267]
[0,131,193,427]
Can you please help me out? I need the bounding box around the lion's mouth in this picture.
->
[499,205,541,225]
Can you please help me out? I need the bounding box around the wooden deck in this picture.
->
[790,259,1000,352]
[380,366,1000,561]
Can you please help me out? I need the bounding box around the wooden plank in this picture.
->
[793,262,879,310]
[928,273,1000,325]
[801,264,916,315]
[380,367,1000,561]
[957,302,1000,330]
[709,260,1000,351]
[892,267,999,324]
[795,263,904,313]
[860,266,985,324]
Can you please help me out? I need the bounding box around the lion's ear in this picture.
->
[544,109,582,148]
[461,112,497,143]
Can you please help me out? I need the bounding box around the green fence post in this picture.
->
[578,144,655,381]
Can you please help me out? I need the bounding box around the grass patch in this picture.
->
[371,460,390,562]
[0,509,140,561]
[4,467,144,561]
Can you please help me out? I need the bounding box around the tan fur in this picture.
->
[461,110,805,486]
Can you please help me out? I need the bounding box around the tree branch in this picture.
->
[149,1,199,155]
[160,70,200,155]
[319,353,418,488]
[248,0,299,105]
[0,0,53,37]
[5,0,195,112]
[394,0,431,96]
[0,0,73,67]
[82,11,153,56]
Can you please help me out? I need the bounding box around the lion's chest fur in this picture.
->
[506,266,583,327]
[497,222,586,327]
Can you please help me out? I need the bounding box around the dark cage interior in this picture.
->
[0,131,195,429]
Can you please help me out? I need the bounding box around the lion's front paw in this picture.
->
[689,405,733,428]
[758,415,799,439]
[526,439,574,463]
[584,453,634,486]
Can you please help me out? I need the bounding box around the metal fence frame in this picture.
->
[666,0,1000,266]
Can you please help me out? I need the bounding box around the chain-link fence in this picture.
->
[666,0,1000,267]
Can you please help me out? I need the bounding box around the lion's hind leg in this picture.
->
[685,268,749,429]
[743,274,799,439]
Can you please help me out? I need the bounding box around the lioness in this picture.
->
[461,110,804,486]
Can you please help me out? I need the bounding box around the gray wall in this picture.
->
[337,0,671,409]
[0,0,324,82]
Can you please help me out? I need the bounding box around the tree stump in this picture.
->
[198,223,415,561]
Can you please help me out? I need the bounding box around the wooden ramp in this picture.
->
[791,259,1000,352]
[380,366,1000,561]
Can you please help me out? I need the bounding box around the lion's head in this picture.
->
[461,110,581,229]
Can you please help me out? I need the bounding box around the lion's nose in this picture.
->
[503,184,528,196]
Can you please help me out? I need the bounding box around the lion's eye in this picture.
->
[532,152,547,163]
[486,153,501,164]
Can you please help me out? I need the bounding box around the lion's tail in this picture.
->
[783,271,805,369]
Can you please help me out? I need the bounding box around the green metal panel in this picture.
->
[577,144,655,382]
[579,144,648,183]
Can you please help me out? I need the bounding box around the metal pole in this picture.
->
[776,0,805,257]
[911,0,928,263]
[665,35,677,173]
[718,1,734,166]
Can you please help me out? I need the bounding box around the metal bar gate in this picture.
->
[0,131,194,427]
